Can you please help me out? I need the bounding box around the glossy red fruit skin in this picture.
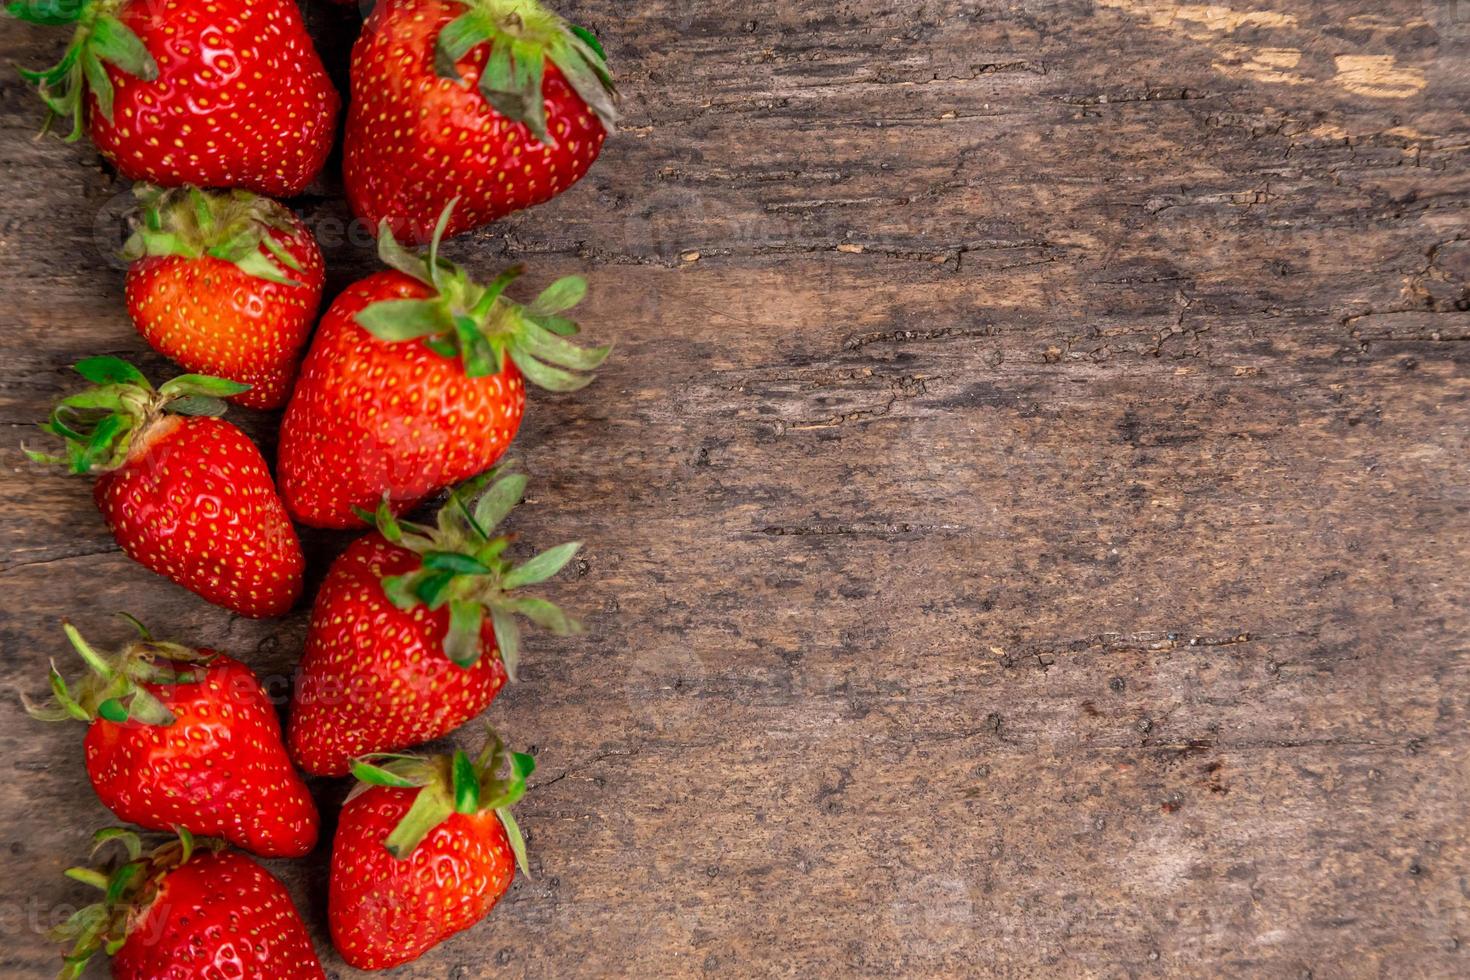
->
[344,0,607,243]
[112,850,325,980]
[85,652,318,858]
[277,271,527,529]
[95,416,304,617]
[330,786,516,969]
[288,534,509,776]
[88,0,339,196]
[125,217,325,410]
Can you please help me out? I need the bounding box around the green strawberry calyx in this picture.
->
[122,184,308,287]
[356,202,611,391]
[24,618,214,727]
[52,827,223,980]
[7,0,159,142]
[436,0,617,145]
[357,461,582,680]
[24,356,249,475]
[350,726,535,872]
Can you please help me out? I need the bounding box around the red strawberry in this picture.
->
[344,0,617,243]
[330,731,533,969]
[28,620,319,858]
[53,829,324,980]
[8,0,338,196]
[123,185,325,410]
[277,206,609,528]
[289,465,581,776]
[28,358,304,617]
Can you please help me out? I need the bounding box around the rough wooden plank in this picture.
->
[1,0,1469,977]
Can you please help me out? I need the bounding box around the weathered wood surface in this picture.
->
[2,0,1469,976]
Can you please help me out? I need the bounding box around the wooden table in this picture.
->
[3,1,1468,976]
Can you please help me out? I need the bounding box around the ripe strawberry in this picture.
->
[28,620,319,858]
[123,185,325,410]
[289,464,581,776]
[330,731,533,969]
[28,358,304,617]
[344,0,618,243]
[8,0,339,196]
[277,206,609,528]
[53,829,324,980]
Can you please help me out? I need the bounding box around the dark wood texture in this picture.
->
[2,0,1469,976]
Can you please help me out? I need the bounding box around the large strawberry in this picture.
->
[28,620,319,858]
[289,465,581,776]
[330,730,533,969]
[123,185,325,409]
[53,829,324,980]
[28,358,304,617]
[8,0,338,196]
[277,206,609,528]
[344,0,617,243]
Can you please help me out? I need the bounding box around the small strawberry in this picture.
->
[330,730,534,970]
[53,828,324,980]
[344,0,617,243]
[289,464,581,776]
[123,185,325,410]
[8,0,339,196]
[277,205,609,529]
[28,619,319,858]
[28,358,304,617]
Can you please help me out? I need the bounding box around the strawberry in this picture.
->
[28,358,304,617]
[123,185,325,410]
[343,0,617,243]
[277,205,609,528]
[330,730,533,969]
[289,464,581,776]
[28,620,319,858]
[8,0,338,196]
[53,829,324,980]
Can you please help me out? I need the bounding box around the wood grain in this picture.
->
[1,0,1468,976]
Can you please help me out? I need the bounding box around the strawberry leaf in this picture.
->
[490,606,521,681]
[435,12,485,83]
[503,541,580,589]
[74,356,148,387]
[452,750,481,813]
[508,349,596,392]
[570,24,605,60]
[498,807,531,876]
[473,471,528,530]
[376,220,434,284]
[356,299,449,341]
[6,0,87,25]
[445,600,484,667]
[382,573,420,610]
[158,374,251,399]
[385,783,455,859]
[518,321,611,371]
[90,14,158,80]
[529,276,587,316]
[413,570,458,609]
[234,248,302,287]
[165,396,229,417]
[502,595,578,634]
[422,551,493,575]
[351,759,422,788]
[78,48,113,122]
